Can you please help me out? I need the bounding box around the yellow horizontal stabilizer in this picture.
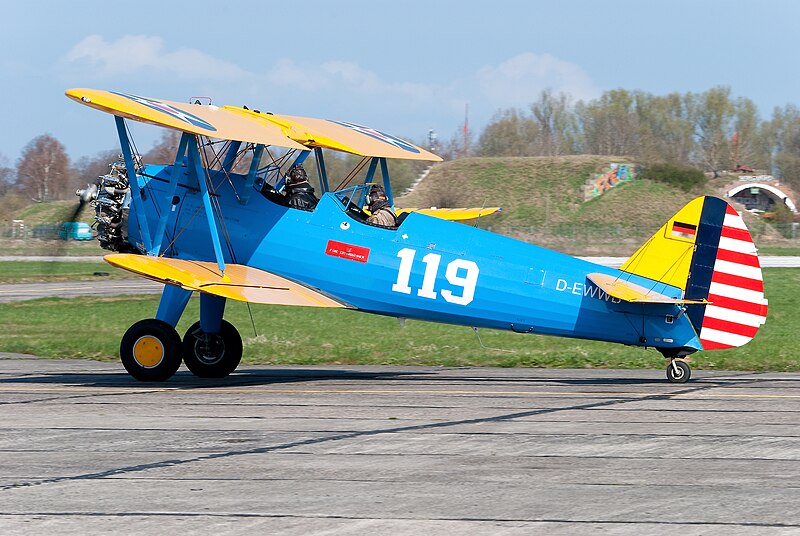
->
[66,88,307,150]
[104,254,345,308]
[397,207,501,221]
[586,273,708,304]
[270,114,442,161]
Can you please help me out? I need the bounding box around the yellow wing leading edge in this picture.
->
[104,254,346,308]
[224,107,442,161]
[66,88,442,162]
[66,88,307,150]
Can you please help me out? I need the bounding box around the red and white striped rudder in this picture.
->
[698,204,768,350]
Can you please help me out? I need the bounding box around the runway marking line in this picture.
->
[0,386,799,400]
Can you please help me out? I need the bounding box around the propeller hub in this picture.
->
[75,184,98,204]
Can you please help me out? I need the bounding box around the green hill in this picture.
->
[3,156,790,257]
[13,199,95,226]
[1,199,100,255]
[396,156,750,255]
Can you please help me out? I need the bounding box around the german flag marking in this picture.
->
[671,221,697,239]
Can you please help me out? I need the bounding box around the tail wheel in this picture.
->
[182,320,242,378]
[666,360,691,383]
[120,319,182,381]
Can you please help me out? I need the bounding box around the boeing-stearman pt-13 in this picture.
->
[66,88,768,383]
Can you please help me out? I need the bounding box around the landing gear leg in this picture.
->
[666,359,691,383]
[181,294,242,378]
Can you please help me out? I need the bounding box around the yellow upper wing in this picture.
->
[225,110,442,161]
[105,254,346,308]
[67,88,441,161]
[66,88,307,150]
[224,107,356,154]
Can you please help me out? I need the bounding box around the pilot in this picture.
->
[284,165,318,211]
[365,184,397,227]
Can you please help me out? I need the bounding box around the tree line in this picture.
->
[0,129,427,218]
[440,86,800,193]
[2,85,800,218]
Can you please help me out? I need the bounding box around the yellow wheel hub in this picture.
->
[132,335,164,368]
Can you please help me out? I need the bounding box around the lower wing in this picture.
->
[104,254,347,308]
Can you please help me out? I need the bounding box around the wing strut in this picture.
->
[379,158,393,207]
[315,147,330,193]
[186,135,227,275]
[151,133,190,255]
[239,143,265,204]
[115,116,153,253]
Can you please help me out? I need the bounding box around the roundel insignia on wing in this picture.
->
[330,120,420,154]
[112,92,217,132]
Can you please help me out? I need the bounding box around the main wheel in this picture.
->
[120,319,183,381]
[182,320,242,378]
[666,360,691,383]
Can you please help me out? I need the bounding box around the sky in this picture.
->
[2,0,799,166]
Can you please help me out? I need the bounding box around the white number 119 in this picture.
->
[391,248,479,306]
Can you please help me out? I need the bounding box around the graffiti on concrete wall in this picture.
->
[585,163,638,200]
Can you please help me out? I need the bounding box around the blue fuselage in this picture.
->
[130,165,702,352]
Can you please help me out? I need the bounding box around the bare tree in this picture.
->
[769,104,800,191]
[437,124,475,161]
[577,89,642,156]
[530,89,577,156]
[16,134,72,202]
[689,87,736,176]
[74,149,121,187]
[0,153,15,196]
[476,109,539,156]
[143,129,183,164]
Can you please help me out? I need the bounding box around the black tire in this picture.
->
[120,319,183,381]
[666,360,691,383]
[182,320,242,378]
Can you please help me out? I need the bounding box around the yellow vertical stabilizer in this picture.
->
[620,197,705,291]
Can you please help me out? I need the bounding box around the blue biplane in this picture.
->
[67,88,768,383]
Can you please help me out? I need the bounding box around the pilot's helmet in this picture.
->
[368,184,388,208]
[286,165,308,186]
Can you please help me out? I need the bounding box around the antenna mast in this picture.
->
[463,103,469,157]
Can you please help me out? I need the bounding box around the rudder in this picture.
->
[621,196,768,351]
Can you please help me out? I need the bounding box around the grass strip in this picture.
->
[0,269,795,371]
[0,261,131,284]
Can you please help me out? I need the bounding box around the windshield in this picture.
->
[334,184,373,211]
